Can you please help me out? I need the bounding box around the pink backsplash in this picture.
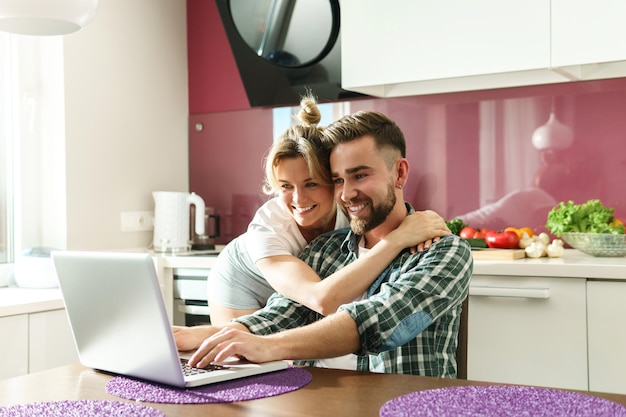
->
[189,78,626,244]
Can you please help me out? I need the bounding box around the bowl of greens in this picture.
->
[546,199,626,257]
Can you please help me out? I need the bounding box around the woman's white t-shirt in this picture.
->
[207,197,349,309]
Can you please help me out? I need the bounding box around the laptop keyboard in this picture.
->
[180,359,229,376]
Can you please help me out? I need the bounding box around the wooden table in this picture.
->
[1,364,626,417]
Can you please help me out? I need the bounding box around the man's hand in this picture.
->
[187,327,277,368]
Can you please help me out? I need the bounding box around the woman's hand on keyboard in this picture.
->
[172,325,218,352]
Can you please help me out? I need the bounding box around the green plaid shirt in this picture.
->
[235,206,473,378]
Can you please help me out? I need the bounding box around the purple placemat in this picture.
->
[0,399,164,417]
[380,385,626,417]
[106,366,312,404]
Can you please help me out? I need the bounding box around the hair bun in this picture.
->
[297,95,321,126]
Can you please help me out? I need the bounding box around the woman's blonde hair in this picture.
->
[263,94,331,195]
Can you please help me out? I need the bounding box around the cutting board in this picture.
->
[471,248,526,260]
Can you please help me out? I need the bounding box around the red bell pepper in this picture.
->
[485,230,520,249]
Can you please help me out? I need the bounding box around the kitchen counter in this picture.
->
[0,287,64,317]
[473,249,626,279]
[2,248,622,319]
[0,248,226,321]
[153,245,225,269]
[156,247,626,280]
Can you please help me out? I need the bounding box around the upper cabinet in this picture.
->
[551,0,626,80]
[341,0,626,97]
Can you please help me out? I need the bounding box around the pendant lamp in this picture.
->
[0,0,98,36]
[531,97,574,150]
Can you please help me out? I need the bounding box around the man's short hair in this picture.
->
[322,111,406,159]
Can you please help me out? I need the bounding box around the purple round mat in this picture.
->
[106,366,312,404]
[0,399,164,417]
[380,385,626,417]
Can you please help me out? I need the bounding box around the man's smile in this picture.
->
[346,202,369,215]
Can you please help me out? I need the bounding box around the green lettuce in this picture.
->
[546,199,625,237]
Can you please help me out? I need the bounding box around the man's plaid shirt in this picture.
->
[235,207,473,378]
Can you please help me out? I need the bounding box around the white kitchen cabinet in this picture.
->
[467,275,588,390]
[552,0,626,80]
[0,315,28,378]
[341,0,566,97]
[587,280,626,395]
[29,309,78,373]
[0,308,77,377]
[341,0,626,97]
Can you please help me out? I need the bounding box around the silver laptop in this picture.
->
[51,250,287,388]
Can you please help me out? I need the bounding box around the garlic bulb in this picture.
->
[525,241,547,258]
[537,232,550,246]
[518,232,533,249]
[546,239,565,258]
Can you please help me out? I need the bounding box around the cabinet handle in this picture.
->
[469,286,550,299]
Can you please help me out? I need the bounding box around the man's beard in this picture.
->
[349,181,396,235]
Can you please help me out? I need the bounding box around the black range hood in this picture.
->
[214,0,366,108]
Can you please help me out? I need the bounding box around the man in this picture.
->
[174,110,473,377]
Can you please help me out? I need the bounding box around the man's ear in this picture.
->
[396,158,410,188]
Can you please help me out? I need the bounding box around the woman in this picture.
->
[207,95,450,325]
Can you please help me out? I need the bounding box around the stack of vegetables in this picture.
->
[445,218,564,257]
[446,199,624,259]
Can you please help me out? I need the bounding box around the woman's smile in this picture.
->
[292,204,317,215]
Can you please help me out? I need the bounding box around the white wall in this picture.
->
[63,0,189,250]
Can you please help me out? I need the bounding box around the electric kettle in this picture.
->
[152,191,205,252]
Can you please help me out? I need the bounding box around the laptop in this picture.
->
[51,250,288,388]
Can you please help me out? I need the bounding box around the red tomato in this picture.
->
[460,227,493,239]
[473,229,488,239]
[459,227,476,239]
[485,230,520,249]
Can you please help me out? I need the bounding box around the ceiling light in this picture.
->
[0,0,98,36]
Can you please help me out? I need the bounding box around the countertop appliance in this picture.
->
[152,191,205,253]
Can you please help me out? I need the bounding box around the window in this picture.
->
[0,33,17,265]
[0,33,65,275]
